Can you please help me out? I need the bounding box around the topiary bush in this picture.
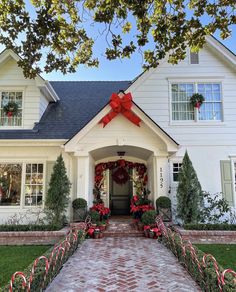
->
[141,210,157,226]
[156,196,171,209]
[72,198,87,209]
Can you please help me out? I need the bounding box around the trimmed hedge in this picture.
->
[0,224,62,232]
[184,224,236,231]
[162,231,236,291]
[2,229,85,291]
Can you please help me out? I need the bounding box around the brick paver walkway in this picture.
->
[46,238,201,292]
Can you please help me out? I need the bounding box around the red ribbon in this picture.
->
[100,92,141,127]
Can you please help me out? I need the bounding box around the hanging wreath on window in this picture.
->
[190,93,205,109]
[112,167,130,185]
[3,101,19,117]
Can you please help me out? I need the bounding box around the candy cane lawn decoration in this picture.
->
[27,256,49,291]
[9,271,27,292]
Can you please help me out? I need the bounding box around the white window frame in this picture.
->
[189,50,200,65]
[170,160,183,185]
[168,78,224,125]
[0,87,25,129]
[0,160,46,210]
[24,162,45,208]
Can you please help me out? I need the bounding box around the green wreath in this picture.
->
[3,101,19,117]
[190,93,205,109]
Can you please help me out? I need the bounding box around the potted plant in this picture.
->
[72,198,87,222]
[89,210,100,227]
[141,210,157,227]
[144,225,150,237]
[94,228,100,239]
[156,196,172,222]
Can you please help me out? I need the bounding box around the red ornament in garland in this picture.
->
[112,167,129,185]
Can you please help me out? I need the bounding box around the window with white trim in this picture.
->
[171,82,222,121]
[0,91,23,126]
[172,163,182,182]
[24,163,44,206]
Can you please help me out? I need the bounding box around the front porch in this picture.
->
[64,99,179,220]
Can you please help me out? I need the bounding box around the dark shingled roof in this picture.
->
[0,81,130,140]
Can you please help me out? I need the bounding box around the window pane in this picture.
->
[0,164,22,206]
[0,91,23,126]
[197,83,222,121]
[25,163,44,207]
[171,84,194,121]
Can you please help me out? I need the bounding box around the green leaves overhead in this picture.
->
[0,0,235,78]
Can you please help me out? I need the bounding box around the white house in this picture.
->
[0,35,235,223]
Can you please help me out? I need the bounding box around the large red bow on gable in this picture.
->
[100,92,141,127]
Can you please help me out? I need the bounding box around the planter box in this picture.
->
[0,228,68,245]
[174,226,236,244]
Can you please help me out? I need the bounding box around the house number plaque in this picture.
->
[160,167,164,188]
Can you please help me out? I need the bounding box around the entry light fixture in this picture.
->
[117,151,125,157]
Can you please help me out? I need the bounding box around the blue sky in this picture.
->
[43,28,236,82]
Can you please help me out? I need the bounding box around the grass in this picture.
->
[195,244,236,271]
[0,245,51,287]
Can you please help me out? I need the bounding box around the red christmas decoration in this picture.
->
[112,167,129,185]
[100,92,141,127]
[95,159,147,188]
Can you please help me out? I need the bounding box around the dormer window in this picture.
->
[0,91,23,127]
[190,52,199,64]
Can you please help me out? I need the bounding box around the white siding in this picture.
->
[130,44,236,146]
[0,58,49,128]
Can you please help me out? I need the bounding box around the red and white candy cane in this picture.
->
[184,242,204,282]
[9,271,27,292]
[27,256,49,291]
[60,239,71,252]
[202,254,222,291]
[221,269,236,286]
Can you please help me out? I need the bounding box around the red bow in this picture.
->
[100,92,141,127]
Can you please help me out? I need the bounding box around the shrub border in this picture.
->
[184,224,236,231]
[156,217,236,292]
[4,224,86,291]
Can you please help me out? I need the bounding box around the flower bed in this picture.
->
[157,217,236,291]
[4,227,86,291]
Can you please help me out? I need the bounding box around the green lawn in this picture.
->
[0,245,50,287]
[196,244,236,271]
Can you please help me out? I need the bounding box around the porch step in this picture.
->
[103,219,144,238]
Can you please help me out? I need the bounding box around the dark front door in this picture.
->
[110,169,132,215]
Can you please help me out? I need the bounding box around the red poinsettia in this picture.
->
[90,203,110,216]
[150,227,162,237]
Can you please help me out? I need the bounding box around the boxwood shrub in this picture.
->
[0,224,63,232]
[184,224,236,231]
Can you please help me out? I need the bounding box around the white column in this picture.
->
[155,156,169,202]
[76,155,90,204]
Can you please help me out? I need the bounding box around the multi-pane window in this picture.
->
[173,163,182,182]
[0,164,22,206]
[0,91,23,126]
[25,164,44,206]
[171,83,222,121]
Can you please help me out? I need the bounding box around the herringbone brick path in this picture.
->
[46,238,201,292]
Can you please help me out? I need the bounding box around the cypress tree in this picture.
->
[45,154,71,226]
[177,151,202,224]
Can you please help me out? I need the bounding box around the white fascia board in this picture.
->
[206,36,236,66]
[0,139,67,147]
